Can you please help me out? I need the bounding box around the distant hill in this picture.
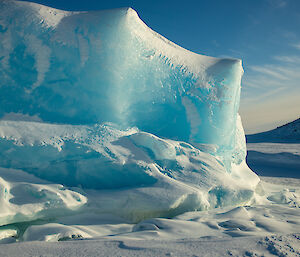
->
[246,118,300,143]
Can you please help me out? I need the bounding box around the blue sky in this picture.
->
[20,0,300,133]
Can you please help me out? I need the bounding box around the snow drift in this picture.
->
[0,0,259,225]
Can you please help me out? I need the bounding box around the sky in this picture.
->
[19,0,300,134]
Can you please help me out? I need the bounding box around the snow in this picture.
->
[0,178,299,256]
[0,167,87,227]
[247,143,300,156]
[247,122,300,179]
[0,1,299,256]
[0,120,259,223]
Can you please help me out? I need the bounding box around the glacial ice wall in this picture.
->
[0,1,258,225]
[0,0,244,164]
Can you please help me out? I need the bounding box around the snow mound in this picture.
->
[0,178,299,245]
[0,120,259,223]
[0,167,87,227]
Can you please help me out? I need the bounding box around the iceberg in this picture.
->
[0,0,259,225]
[0,0,243,162]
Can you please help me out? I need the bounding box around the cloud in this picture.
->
[291,43,300,50]
[267,0,288,8]
[273,55,300,63]
[249,65,288,80]
[240,53,300,133]
[212,40,219,48]
[245,54,300,92]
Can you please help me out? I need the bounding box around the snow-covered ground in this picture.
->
[246,119,300,180]
[0,184,299,256]
[0,120,298,256]
[0,142,299,256]
[247,143,300,179]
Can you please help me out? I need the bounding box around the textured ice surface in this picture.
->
[0,120,258,223]
[0,1,258,226]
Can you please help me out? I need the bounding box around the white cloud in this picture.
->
[267,0,288,8]
[291,43,300,50]
[245,55,300,92]
[249,65,288,80]
[240,53,300,133]
[277,0,287,8]
[212,40,219,48]
[273,55,300,62]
